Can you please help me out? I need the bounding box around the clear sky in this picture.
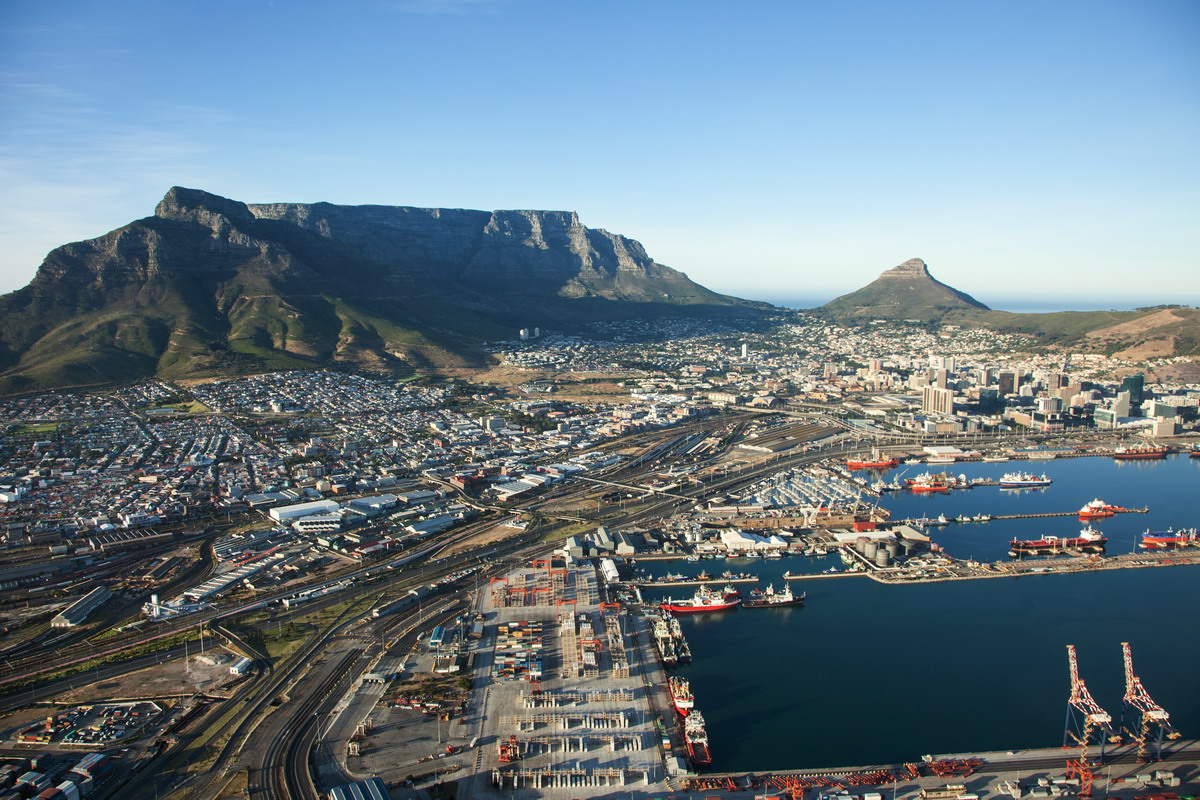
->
[1,0,1197,309]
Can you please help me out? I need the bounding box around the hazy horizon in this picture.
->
[727,290,1200,314]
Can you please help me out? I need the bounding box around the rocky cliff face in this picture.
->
[0,187,757,393]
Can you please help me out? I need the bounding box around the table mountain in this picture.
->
[0,188,760,393]
[820,257,988,322]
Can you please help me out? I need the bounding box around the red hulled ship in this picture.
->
[1112,443,1169,460]
[669,676,694,715]
[847,449,901,470]
[683,709,712,765]
[660,585,740,614]
[1010,526,1107,554]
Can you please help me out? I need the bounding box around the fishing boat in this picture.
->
[998,471,1052,489]
[669,676,694,715]
[742,584,806,608]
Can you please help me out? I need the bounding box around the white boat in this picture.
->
[981,454,1009,462]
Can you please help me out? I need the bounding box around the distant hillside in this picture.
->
[819,257,1200,357]
[0,188,763,394]
[820,258,988,322]
[963,306,1200,358]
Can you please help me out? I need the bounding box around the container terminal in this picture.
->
[403,554,1200,800]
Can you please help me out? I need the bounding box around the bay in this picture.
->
[636,454,1200,771]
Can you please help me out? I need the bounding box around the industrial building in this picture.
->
[268,499,340,523]
[51,585,112,628]
[328,777,389,800]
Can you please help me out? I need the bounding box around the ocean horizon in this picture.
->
[723,291,1199,315]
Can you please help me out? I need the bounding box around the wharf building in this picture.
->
[51,585,111,628]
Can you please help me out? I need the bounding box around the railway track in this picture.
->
[263,649,364,800]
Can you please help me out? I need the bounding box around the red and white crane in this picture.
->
[1120,641,1180,762]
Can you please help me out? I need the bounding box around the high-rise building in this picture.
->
[922,386,954,415]
[1121,374,1145,406]
[997,371,1016,396]
[741,342,749,359]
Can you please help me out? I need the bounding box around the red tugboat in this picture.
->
[660,585,740,615]
[847,449,901,470]
[742,584,806,608]
[1077,498,1127,519]
[683,709,712,765]
[1010,526,1107,555]
[668,676,694,716]
[1139,528,1200,549]
[1112,443,1169,460]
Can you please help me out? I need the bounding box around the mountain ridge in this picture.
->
[0,187,762,394]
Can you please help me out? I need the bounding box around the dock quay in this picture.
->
[630,576,759,588]
[674,739,1200,798]
[899,507,1148,525]
[783,570,865,581]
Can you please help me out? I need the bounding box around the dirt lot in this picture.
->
[438,522,525,558]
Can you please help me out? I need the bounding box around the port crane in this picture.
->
[1063,645,1118,759]
[1119,641,1180,761]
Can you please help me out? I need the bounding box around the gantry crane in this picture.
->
[1120,641,1180,762]
[1063,645,1117,761]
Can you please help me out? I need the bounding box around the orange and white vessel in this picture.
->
[1077,498,1127,519]
[669,676,694,715]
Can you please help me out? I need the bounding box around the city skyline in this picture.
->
[1,0,1197,305]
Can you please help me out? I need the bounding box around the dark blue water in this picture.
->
[638,455,1200,771]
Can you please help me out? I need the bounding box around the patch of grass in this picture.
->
[10,421,60,436]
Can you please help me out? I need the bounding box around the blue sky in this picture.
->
[1,0,1197,309]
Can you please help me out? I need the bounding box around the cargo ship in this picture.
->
[1010,526,1106,554]
[668,676,694,715]
[1112,443,1169,460]
[998,471,1052,488]
[1139,528,1199,549]
[846,450,901,470]
[660,585,740,614]
[742,583,806,608]
[1077,498,1126,519]
[683,709,712,765]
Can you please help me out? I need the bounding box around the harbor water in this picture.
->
[637,454,1200,771]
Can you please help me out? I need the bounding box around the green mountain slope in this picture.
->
[0,188,762,393]
[820,258,988,322]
